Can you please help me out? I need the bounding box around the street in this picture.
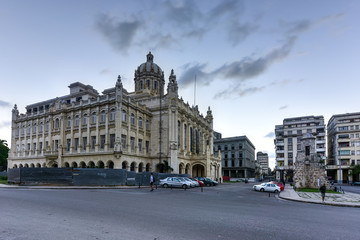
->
[1,183,360,240]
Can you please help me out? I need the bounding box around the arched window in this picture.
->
[122,162,127,169]
[83,113,88,125]
[138,163,143,172]
[67,116,71,127]
[110,109,115,121]
[178,121,181,148]
[91,112,97,124]
[147,79,151,89]
[33,124,37,133]
[122,110,127,122]
[146,120,150,130]
[40,122,43,132]
[100,110,106,122]
[131,114,135,125]
[55,119,60,129]
[140,80,143,90]
[74,115,79,126]
[130,162,136,172]
[154,81,158,91]
[146,163,150,172]
[139,117,143,128]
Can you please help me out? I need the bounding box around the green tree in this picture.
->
[156,160,173,173]
[0,139,9,171]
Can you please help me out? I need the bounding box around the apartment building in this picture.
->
[256,152,269,176]
[327,112,360,183]
[274,115,326,181]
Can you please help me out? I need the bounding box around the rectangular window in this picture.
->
[67,139,71,151]
[45,141,49,150]
[121,134,126,149]
[91,136,96,150]
[130,137,135,151]
[138,139,143,152]
[100,135,105,149]
[288,145,293,151]
[55,140,59,151]
[288,152,293,159]
[74,138,79,151]
[231,160,235,167]
[39,142,43,154]
[82,137,87,151]
[110,134,115,148]
[224,161,228,167]
[297,130,302,135]
[146,141,150,153]
[33,143,36,154]
[297,144,301,150]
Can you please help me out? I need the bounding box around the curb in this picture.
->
[279,193,360,208]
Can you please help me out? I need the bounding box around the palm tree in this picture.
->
[0,139,9,170]
[156,160,174,173]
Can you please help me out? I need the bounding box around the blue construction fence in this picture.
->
[7,168,190,186]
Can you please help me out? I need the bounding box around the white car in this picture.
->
[253,183,281,193]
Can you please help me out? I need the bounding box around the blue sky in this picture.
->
[1,0,359,169]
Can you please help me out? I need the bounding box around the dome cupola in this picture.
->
[134,52,165,96]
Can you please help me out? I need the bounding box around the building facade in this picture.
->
[214,136,256,178]
[8,52,222,179]
[274,115,326,181]
[327,112,360,183]
[256,152,269,176]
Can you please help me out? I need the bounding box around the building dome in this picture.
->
[134,52,165,95]
[137,52,163,76]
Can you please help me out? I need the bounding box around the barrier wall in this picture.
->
[7,168,190,186]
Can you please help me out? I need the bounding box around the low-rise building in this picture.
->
[214,136,256,178]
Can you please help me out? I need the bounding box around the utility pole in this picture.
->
[159,79,162,164]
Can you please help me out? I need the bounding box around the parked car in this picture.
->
[195,177,217,186]
[253,183,280,193]
[160,177,191,189]
[177,177,197,187]
[189,177,204,187]
[271,181,284,191]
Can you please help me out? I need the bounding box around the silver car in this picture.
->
[160,177,191,189]
[178,177,198,187]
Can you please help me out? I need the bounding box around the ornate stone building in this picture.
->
[8,52,222,179]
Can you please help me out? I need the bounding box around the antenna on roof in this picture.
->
[194,74,197,106]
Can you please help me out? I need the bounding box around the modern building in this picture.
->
[8,52,222,179]
[256,152,269,177]
[274,115,326,181]
[327,112,360,183]
[214,136,256,178]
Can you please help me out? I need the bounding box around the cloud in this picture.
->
[0,100,11,108]
[279,105,288,110]
[0,121,11,128]
[177,63,210,87]
[264,132,275,138]
[228,22,259,46]
[214,84,265,99]
[213,37,296,81]
[95,14,142,53]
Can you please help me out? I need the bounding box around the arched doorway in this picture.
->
[192,164,205,177]
[97,161,105,169]
[106,160,114,169]
[72,162,78,168]
[88,161,95,168]
[64,162,70,168]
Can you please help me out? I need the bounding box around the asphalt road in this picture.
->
[1,183,360,240]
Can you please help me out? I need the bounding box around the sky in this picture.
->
[1,0,360,170]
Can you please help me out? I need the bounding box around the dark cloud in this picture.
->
[177,63,210,87]
[264,132,275,138]
[214,85,265,99]
[279,105,288,110]
[213,36,296,80]
[0,121,11,128]
[0,100,11,108]
[95,14,142,53]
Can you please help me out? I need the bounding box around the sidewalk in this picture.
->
[279,185,360,207]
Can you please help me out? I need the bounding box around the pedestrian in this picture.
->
[150,173,154,191]
[219,177,222,184]
[320,183,326,202]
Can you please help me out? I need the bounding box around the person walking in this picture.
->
[320,183,326,202]
[150,173,154,191]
